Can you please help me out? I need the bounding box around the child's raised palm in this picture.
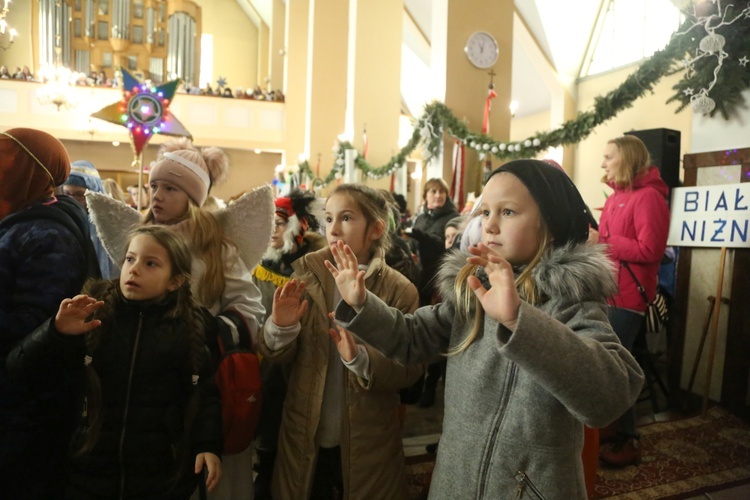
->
[54,294,104,335]
[324,240,366,309]
[271,279,308,328]
[466,243,521,329]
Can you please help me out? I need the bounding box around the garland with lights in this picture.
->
[299,8,750,187]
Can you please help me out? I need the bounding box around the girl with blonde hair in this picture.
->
[327,160,644,499]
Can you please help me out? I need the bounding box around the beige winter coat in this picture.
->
[259,247,421,499]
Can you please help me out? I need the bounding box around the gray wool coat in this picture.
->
[335,244,645,499]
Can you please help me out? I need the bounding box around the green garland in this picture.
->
[298,12,749,187]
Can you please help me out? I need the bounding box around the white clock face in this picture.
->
[465,32,499,69]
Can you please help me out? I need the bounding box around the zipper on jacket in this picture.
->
[476,363,517,499]
[118,312,143,500]
[514,470,546,499]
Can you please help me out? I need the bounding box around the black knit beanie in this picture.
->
[489,159,591,247]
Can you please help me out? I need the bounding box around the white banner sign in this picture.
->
[668,183,750,248]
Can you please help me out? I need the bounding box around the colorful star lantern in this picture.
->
[91,69,192,156]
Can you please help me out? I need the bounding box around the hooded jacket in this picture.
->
[259,247,422,500]
[334,244,645,499]
[599,166,670,312]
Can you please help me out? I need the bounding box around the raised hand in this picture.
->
[324,240,366,309]
[328,312,357,362]
[54,294,105,336]
[271,279,308,328]
[466,243,521,330]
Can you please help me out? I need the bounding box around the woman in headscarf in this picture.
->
[0,128,95,498]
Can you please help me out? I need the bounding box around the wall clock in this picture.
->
[464,31,499,69]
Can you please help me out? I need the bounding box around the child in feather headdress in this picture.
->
[251,189,325,499]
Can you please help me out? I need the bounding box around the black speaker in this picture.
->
[625,128,681,190]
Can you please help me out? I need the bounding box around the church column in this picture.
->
[269,0,285,92]
[346,0,402,189]
[258,21,269,88]
[305,0,349,186]
[282,0,310,167]
[440,0,514,193]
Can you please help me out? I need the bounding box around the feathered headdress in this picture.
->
[264,189,323,262]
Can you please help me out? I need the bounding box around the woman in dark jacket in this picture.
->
[0,128,94,498]
[409,178,458,407]
[410,178,459,304]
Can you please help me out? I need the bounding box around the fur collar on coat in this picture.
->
[436,242,618,309]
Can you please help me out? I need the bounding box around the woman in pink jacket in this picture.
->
[590,135,670,467]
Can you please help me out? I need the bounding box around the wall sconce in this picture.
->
[509,100,519,118]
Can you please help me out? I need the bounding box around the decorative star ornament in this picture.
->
[740,56,749,67]
[91,69,192,156]
[683,87,694,96]
[217,76,227,88]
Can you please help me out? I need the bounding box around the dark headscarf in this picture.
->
[489,159,591,246]
[0,128,71,219]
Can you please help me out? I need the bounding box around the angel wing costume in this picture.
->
[86,185,274,345]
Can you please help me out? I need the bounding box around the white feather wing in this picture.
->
[86,191,142,266]
[216,184,274,271]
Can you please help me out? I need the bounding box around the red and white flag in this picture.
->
[482,86,498,135]
[450,140,466,211]
[362,126,368,160]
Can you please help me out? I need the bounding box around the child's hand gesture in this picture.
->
[195,452,222,492]
[466,243,521,330]
[328,312,357,362]
[271,279,308,328]
[324,240,366,309]
[54,295,104,335]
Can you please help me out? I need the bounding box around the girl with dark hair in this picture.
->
[9,226,223,498]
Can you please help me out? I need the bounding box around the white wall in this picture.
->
[690,89,750,153]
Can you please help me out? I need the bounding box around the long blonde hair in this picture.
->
[142,141,232,306]
[602,135,651,188]
[448,219,552,356]
[142,201,227,306]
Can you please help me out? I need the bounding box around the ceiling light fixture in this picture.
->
[0,0,17,51]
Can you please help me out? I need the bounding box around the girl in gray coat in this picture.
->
[326,160,645,499]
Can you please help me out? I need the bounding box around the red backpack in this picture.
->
[214,310,263,455]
